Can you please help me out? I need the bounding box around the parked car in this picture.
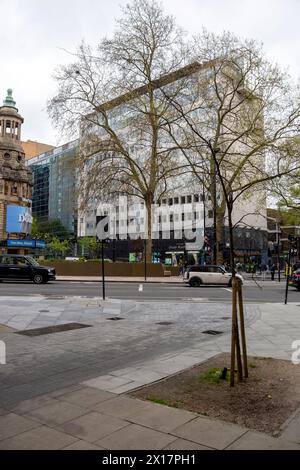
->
[0,255,56,284]
[290,269,300,290]
[183,265,243,287]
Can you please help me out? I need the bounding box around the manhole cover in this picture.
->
[39,310,49,313]
[107,317,124,321]
[156,321,173,326]
[202,330,223,335]
[15,323,91,337]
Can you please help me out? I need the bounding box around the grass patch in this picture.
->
[200,367,229,384]
[146,395,180,408]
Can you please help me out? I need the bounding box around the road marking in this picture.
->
[139,284,143,292]
[222,288,232,293]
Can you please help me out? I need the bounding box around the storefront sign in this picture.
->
[6,205,33,234]
[7,240,46,249]
[35,241,46,249]
[7,239,35,248]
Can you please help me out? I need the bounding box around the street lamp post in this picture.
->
[276,222,281,282]
[209,141,220,266]
[212,157,217,265]
[144,238,147,282]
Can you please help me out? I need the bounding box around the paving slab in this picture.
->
[173,416,247,450]
[57,411,128,443]
[128,404,197,433]
[163,438,213,450]
[226,431,300,450]
[0,425,77,450]
[62,440,106,450]
[91,396,153,419]
[7,395,58,414]
[82,374,133,392]
[0,413,40,441]
[48,384,84,398]
[56,387,116,407]
[25,400,89,426]
[280,415,300,444]
[97,423,175,450]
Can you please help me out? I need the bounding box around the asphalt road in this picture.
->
[0,280,299,303]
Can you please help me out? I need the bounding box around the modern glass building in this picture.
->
[27,140,78,235]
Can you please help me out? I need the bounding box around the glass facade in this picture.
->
[27,140,78,234]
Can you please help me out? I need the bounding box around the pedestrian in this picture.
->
[178,259,184,276]
[270,263,275,281]
[261,262,267,281]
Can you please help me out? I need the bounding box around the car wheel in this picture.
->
[33,274,44,284]
[189,277,201,287]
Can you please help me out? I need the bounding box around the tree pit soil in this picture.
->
[131,354,300,435]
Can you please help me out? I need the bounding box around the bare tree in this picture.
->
[164,30,300,385]
[48,0,192,260]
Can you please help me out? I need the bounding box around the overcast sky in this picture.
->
[1,0,299,146]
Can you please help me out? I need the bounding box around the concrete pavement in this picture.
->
[1,297,300,449]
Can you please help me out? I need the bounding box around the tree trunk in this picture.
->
[228,203,243,386]
[145,192,153,263]
[216,205,225,265]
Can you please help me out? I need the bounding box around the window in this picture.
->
[207,266,223,273]
[168,198,173,206]
[13,257,28,266]
[181,196,186,204]
[187,195,192,203]
[194,194,199,202]
[162,199,167,205]
[174,197,179,204]
[208,210,213,219]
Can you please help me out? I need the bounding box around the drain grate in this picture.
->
[202,330,223,335]
[39,310,49,313]
[107,317,124,321]
[15,323,91,337]
[156,321,173,326]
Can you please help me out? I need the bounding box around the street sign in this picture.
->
[96,215,110,242]
[96,215,110,301]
